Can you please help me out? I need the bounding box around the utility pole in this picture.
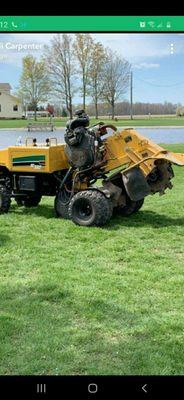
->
[130,71,133,120]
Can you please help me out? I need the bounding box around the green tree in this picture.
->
[88,42,106,119]
[176,106,184,117]
[61,107,68,117]
[19,55,51,120]
[74,34,94,110]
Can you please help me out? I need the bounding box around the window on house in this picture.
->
[0,105,1,112]
[13,105,18,111]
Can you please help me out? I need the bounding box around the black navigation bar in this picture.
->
[0,375,183,399]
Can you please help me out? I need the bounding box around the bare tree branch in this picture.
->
[102,49,131,119]
[44,34,76,118]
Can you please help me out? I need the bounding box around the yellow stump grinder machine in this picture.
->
[0,110,183,226]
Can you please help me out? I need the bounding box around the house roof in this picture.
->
[0,83,12,92]
[9,95,21,103]
[0,91,21,103]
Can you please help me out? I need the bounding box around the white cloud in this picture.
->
[92,33,169,61]
[134,62,160,69]
[92,33,184,63]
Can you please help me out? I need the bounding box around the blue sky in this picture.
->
[0,33,184,105]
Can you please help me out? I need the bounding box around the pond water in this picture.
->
[0,127,183,149]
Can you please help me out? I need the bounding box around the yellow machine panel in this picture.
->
[103,128,184,175]
[0,144,69,173]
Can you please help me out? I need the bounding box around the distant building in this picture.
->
[0,83,23,119]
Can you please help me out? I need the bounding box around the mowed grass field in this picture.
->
[1,115,184,128]
[0,144,184,375]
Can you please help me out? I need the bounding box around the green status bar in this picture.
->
[0,16,184,32]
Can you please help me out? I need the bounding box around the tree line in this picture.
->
[85,101,178,116]
[18,33,131,120]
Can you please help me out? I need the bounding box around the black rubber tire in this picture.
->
[115,197,144,216]
[15,195,42,208]
[132,198,144,214]
[0,185,11,214]
[54,189,70,219]
[15,198,25,207]
[68,190,113,226]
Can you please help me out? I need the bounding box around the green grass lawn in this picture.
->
[0,144,184,375]
[1,116,184,129]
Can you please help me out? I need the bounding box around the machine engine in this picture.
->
[64,110,96,169]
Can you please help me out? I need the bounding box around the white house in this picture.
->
[0,83,23,119]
